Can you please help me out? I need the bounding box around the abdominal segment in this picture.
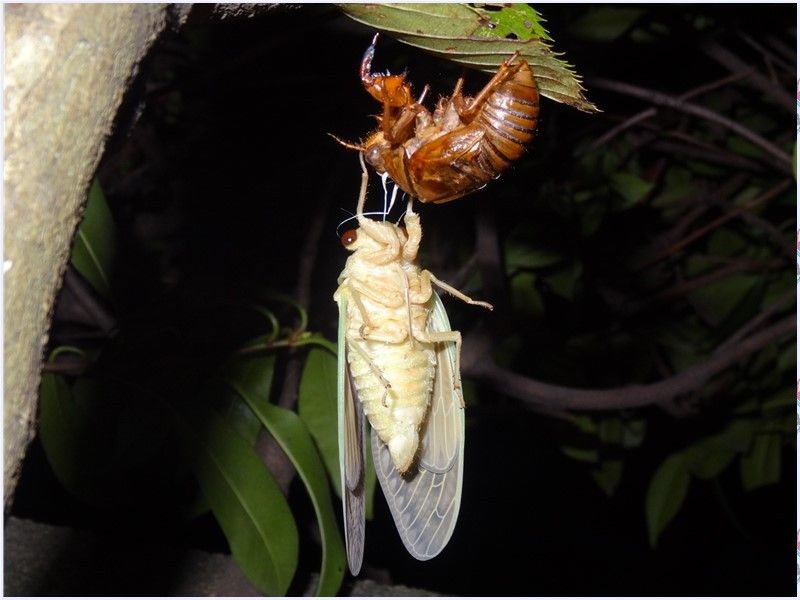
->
[346,337,436,473]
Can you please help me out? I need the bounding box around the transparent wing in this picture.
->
[337,295,365,575]
[371,291,465,560]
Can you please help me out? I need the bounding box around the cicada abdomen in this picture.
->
[465,57,540,181]
[334,155,492,573]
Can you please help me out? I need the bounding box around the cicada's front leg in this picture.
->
[420,270,494,311]
[360,33,432,146]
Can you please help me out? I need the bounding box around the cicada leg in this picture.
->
[452,52,522,123]
[384,97,431,145]
[424,271,494,311]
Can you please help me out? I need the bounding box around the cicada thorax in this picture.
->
[337,218,438,473]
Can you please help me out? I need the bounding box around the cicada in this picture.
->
[333,155,493,573]
[336,34,540,204]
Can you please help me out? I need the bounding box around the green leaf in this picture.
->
[544,260,583,301]
[298,347,341,496]
[561,446,598,463]
[298,344,378,519]
[172,403,298,596]
[256,291,309,333]
[740,433,782,491]
[579,201,606,235]
[687,274,761,327]
[505,225,565,272]
[568,414,597,434]
[761,386,795,414]
[246,305,281,343]
[71,178,115,298]
[598,417,623,445]
[338,3,599,112]
[364,442,378,521]
[726,135,765,160]
[38,372,110,505]
[621,418,647,449]
[682,419,754,480]
[208,378,263,446]
[775,341,795,373]
[228,354,346,597]
[645,453,690,547]
[682,438,737,481]
[592,459,623,497]
[221,350,276,401]
[569,7,645,42]
[470,3,552,41]
[705,228,749,257]
[509,272,545,319]
[301,333,338,356]
[652,167,694,209]
[610,171,654,209]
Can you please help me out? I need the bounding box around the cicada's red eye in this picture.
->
[340,229,358,248]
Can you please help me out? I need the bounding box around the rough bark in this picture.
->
[3,3,188,510]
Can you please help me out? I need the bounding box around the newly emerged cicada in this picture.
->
[334,155,492,573]
[337,34,540,204]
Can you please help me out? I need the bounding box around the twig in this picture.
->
[702,41,795,113]
[589,77,793,172]
[764,35,795,64]
[631,174,748,270]
[590,69,753,150]
[648,139,764,172]
[463,314,794,412]
[717,288,794,352]
[711,195,796,263]
[635,178,792,270]
[638,258,782,309]
[61,265,118,336]
[737,32,791,82]
[590,108,658,151]
[41,360,91,375]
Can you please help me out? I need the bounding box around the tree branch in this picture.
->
[635,178,792,270]
[590,69,754,150]
[589,77,793,172]
[702,41,795,113]
[463,314,794,412]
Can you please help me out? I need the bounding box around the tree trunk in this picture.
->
[3,3,188,511]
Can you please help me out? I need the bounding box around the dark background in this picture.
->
[8,4,795,596]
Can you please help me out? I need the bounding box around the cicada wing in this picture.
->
[419,293,464,474]
[371,291,465,560]
[337,295,366,575]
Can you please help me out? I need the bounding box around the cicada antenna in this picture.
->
[336,211,390,237]
[328,132,365,152]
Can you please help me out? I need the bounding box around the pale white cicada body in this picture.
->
[334,155,492,574]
